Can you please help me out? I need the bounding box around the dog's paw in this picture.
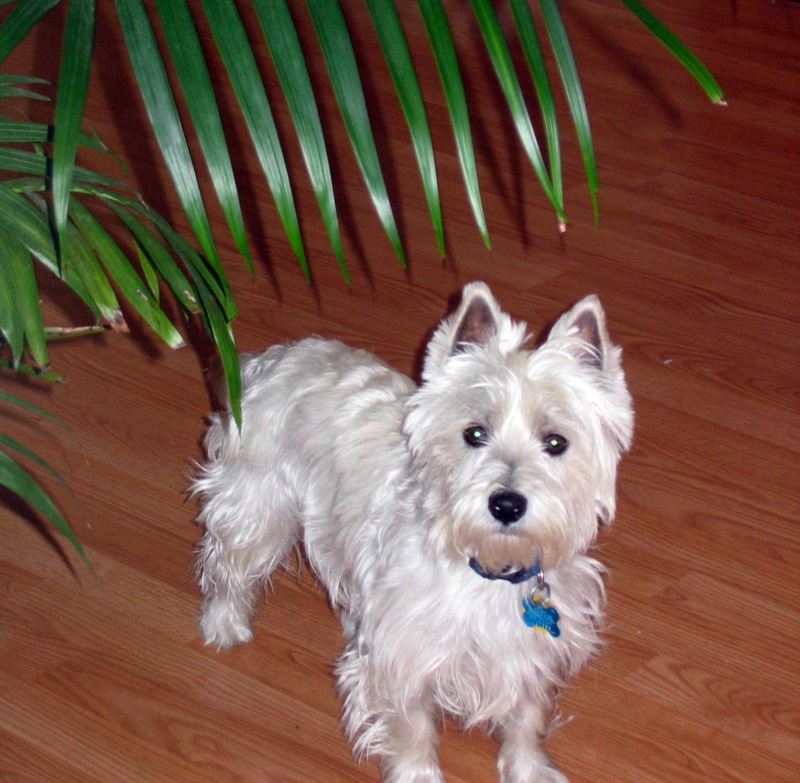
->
[381,760,445,783]
[199,604,253,649]
[498,752,569,783]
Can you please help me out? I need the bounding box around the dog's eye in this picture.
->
[543,433,568,456]
[463,425,489,448]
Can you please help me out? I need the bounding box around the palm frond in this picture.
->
[252,0,348,281]
[619,0,725,105]
[367,0,444,256]
[417,0,491,248]
[200,0,310,279]
[307,0,405,266]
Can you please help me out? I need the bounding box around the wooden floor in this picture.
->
[2,2,798,781]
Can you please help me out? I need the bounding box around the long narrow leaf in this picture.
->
[52,0,95,238]
[0,183,56,266]
[0,188,64,367]
[184,267,241,429]
[0,388,70,428]
[152,0,253,274]
[306,0,405,266]
[0,433,71,492]
[69,198,185,347]
[71,181,232,316]
[0,74,50,103]
[0,450,90,568]
[113,0,235,318]
[469,0,565,225]
[0,0,61,65]
[61,213,125,328]
[0,359,63,382]
[538,0,598,223]
[618,0,725,104]
[200,0,309,280]
[417,0,490,248]
[367,0,444,256]
[0,74,50,87]
[0,146,137,193]
[507,0,562,208]
[23,190,101,319]
[0,225,26,364]
[0,118,107,151]
[252,0,348,281]
[110,203,198,312]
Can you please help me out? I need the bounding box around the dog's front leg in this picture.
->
[379,705,444,783]
[496,701,568,783]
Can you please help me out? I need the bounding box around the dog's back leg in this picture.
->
[194,456,300,649]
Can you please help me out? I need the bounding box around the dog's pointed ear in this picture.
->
[422,282,506,378]
[547,294,634,465]
[546,294,609,370]
[451,282,500,354]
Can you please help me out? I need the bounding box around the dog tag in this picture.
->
[521,593,561,637]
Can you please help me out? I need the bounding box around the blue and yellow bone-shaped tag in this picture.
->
[521,592,561,637]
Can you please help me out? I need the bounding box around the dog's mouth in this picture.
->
[468,557,541,584]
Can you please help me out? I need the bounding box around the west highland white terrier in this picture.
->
[193,282,634,783]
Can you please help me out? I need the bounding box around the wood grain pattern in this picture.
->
[2,2,798,781]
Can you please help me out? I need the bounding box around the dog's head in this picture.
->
[404,283,633,576]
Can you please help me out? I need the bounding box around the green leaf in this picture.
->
[0,225,26,364]
[113,0,235,317]
[0,432,71,493]
[200,0,309,280]
[537,0,598,223]
[22,189,101,320]
[0,388,70,428]
[61,212,124,327]
[133,243,160,302]
[0,118,107,151]
[618,0,725,105]
[0,191,51,367]
[469,0,565,224]
[0,182,56,267]
[110,203,198,312]
[306,0,405,266]
[366,0,443,256]
[252,0,348,281]
[184,267,241,429]
[507,0,562,209]
[0,74,50,102]
[417,0,490,248]
[133,198,232,316]
[68,181,231,319]
[52,0,96,238]
[0,360,63,382]
[0,450,90,569]
[0,74,50,87]
[69,198,185,347]
[152,0,253,274]
[0,145,138,195]
[0,0,61,66]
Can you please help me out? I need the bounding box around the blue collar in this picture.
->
[468,557,540,584]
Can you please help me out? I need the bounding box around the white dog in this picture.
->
[193,283,633,782]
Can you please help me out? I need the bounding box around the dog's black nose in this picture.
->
[489,490,527,525]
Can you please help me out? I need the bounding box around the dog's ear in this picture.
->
[548,295,635,492]
[546,294,610,370]
[422,283,504,378]
[451,282,501,354]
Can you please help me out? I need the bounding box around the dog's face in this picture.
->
[404,283,633,575]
